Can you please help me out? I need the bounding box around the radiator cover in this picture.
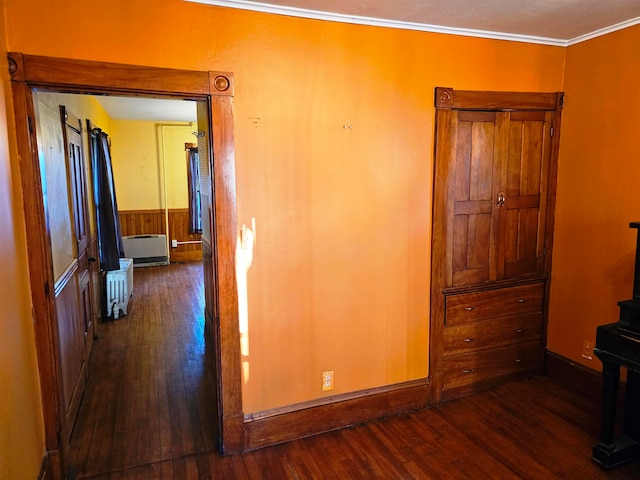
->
[122,234,169,267]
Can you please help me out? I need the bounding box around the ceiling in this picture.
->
[93,95,197,123]
[190,0,640,45]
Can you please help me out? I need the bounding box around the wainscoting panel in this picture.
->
[118,209,202,262]
[54,261,87,436]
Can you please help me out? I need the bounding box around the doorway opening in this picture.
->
[9,53,243,480]
[33,90,214,475]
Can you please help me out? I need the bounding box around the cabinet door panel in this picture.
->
[502,111,551,279]
[451,111,499,287]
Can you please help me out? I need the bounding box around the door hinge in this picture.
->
[44,281,50,296]
[28,116,34,134]
[550,127,554,137]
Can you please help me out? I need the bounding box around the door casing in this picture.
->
[8,53,242,479]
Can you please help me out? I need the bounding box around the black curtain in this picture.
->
[91,128,124,271]
[187,147,202,234]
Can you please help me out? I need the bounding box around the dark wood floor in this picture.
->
[70,262,640,479]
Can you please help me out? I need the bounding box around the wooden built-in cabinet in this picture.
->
[430,87,564,404]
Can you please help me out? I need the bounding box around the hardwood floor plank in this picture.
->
[70,262,640,479]
[438,393,565,479]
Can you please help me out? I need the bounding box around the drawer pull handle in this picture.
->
[462,368,475,374]
[514,358,522,364]
[515,328,525,334]
[464,306,477,311]
[463,338,474,343]
[517,299,527,304]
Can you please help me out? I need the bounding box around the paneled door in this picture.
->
[35,96,88,438]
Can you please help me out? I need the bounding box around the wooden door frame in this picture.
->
[8,53,242,479]
[429,87,564,406]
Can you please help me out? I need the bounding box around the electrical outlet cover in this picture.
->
[322,371,334,391]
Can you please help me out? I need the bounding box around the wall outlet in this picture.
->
[582,339,594,360]
[322,371,334,391]
[171,239,178,248]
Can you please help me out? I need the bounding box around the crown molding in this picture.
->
[187,0,640,47]
[187,0,567,46]
[566,16,640,46]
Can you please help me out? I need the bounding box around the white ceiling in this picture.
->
[190,0,640,45]
[92,95,197,123]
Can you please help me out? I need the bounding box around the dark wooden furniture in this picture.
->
[593,222,640,469]
[430,88,564,403]
[593,324,640,469]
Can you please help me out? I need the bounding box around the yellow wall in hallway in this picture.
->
[110,120,194,211]
[3,0,565,415]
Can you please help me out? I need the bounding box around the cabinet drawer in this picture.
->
[443,341,541,390]
[445,283,544,326]
[444,312,542,355]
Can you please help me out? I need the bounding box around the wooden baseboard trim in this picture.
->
[545,350,601,403]
[243,378,429,451]
[170,251,202,263]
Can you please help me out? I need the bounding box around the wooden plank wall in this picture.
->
[118,209,202,262]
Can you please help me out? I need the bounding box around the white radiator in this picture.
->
[122,234,169,267]
[106,258,133,319]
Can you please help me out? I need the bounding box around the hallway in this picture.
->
[70,262,217,477]
[69,262,640,479]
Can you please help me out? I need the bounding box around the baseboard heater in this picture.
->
[122,234,169,267]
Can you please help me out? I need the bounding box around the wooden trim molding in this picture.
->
[435,86,563,110]
[243,379,429,451]
[209,91,243,454]
[53,260,78,298]
[544,350,602,403]
[10,78,67,478]
[8,52,209,95]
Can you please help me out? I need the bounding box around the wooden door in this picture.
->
[500,111,553,280]
[450,110,500,287]
[430,88,563,405]
[61,107,95,354]
[35,97,88,438]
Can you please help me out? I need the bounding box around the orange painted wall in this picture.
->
[4,0,565,415]
[0,0,46,477]
[547,24,640,367]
